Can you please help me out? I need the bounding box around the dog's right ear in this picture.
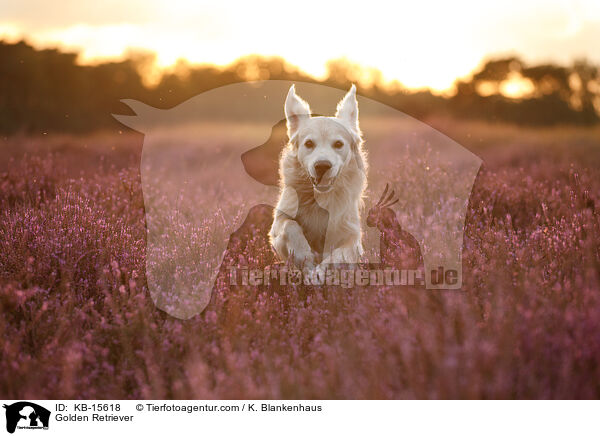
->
[285,85,311,142]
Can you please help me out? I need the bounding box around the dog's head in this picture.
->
[284,84,364,193]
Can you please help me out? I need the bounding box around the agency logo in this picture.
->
[3,402,50,434]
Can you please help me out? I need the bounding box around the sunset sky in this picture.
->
[1,0,600,92]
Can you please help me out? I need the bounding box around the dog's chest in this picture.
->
[296,200,328,255]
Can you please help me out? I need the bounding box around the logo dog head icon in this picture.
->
[3,402,50,433]
[114,81,481,319]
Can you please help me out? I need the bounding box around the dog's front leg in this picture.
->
[321,239,363,265]
[270,216,316,269]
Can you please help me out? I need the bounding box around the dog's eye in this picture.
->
[333,140,344,149]
[304,140,314,149]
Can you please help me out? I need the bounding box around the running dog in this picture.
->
[269,84,367,271]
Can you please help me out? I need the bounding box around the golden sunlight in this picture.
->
[499,72,536,99]
[2,0,600,93]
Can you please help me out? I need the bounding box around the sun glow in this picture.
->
[2,0,600,93]
[499,73,536,99]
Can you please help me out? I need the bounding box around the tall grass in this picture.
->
[0,122,599,399]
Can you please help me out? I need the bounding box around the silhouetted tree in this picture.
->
[0,40,598,133]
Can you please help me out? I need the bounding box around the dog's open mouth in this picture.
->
[314,184,333,193]
[310,176,335,193]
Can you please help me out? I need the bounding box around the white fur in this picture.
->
[269,85,368,270]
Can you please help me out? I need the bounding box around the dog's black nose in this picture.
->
[314,161,332,181]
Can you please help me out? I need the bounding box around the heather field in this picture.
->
[1,120,599,399]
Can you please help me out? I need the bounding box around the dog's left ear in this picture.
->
[335,84,360,134]
[336,85,365,173]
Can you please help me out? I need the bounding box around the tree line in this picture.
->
[0,40,598,134]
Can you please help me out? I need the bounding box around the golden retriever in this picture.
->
[269,84,367,272]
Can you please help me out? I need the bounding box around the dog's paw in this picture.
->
[290,249,316,270]
[304,263,327,285]
[323,246,361,265]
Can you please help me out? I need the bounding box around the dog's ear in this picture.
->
[336,85,365,172]
[335,84,359,134]
[285,85,311,142]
